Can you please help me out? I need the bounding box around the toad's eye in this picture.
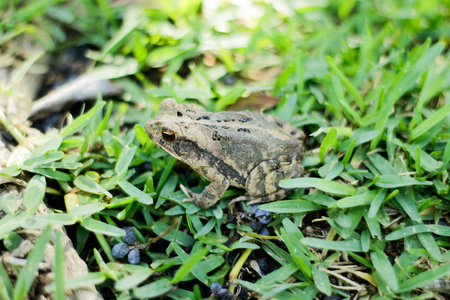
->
[161,129,176,142]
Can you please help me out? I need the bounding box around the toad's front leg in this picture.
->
[182,167,230,209]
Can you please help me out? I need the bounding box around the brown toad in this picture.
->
[145,98,305,209]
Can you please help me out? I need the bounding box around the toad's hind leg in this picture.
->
[228,158,304,207]
[228,189,290,207]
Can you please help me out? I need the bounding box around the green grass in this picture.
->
[0,0,449,299]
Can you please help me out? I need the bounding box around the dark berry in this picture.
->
[255,208,272,224]
[128,249,140,265]
[228,251,239,265]
[254,208,270,218]
[257,257,270,273]
[227,214,237,224]
[217,288,232,300]
[249,204,259,214]
[210,282,222,293]
[122,227,139,245]
[112,243,129,259]
[251,221,262,232]
[258,214,272,225]
[438,219,448,226]
[222,74,236,85]
[258,228,270,236]
[323,294,341,300]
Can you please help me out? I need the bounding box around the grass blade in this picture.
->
[13,226,52,300]
[115,269,153,291]
[280,178,356,196]
[171,244,209,284]
[23,175,46,215]
[386,224,450,240]
[115,145,137,177]
[74,175,113,198]
[410,103,450,140]
[374,175,431,188]
[259,200,321,213]
[301,238,363,252]
[326,56,365,111]
[397,264,450,293]
[54,231,66,300]
[312,265,331,296]
[418,233,443,262]
[133,278,173,298]
[80,218,125,237]
[47,272,106,292]
[118,179,153,205]
[331,190,377,208]
[370,250,399,292]
[60,101,106,137]
[319,128,337,162]
[0,257,13,300]
[371,41,445,149]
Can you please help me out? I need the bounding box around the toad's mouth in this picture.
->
[155,139,182,161]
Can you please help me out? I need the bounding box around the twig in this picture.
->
[0,108,34,151]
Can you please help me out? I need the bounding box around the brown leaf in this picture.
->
[227,93,279,111]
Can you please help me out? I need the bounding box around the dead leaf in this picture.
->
[227,93,279,111]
